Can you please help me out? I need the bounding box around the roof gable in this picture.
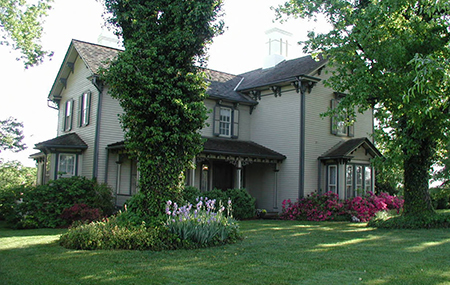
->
[319,138,382,161]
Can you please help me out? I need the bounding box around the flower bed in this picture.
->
[280,191,403,222]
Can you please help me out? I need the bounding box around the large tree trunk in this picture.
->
[403,138,434,216]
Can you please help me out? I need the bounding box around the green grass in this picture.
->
[1,220,450,285]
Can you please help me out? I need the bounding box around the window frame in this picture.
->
[330,95,354,137]
[78,91,91,127]
[213,104,239,138]
[219,107,232,137]
[345,164,373,196]
[64,99,74,132]
[58,153,76,178]
[327,164,338,193]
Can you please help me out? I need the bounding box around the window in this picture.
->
[345,165,354,199]
[58,154,76,177]
[213,105,239,138]
[330,97,354,137]
[328,165,337,193]
[64,99,73,132]
[219,107,231,137]
[346,164,372,196]
[365,167,372,192]
[78,91,91,127]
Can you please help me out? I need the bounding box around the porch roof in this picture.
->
[202,137,286,162]
[106,138,287,162]
[34,133,88,154]
[318,137,382,161]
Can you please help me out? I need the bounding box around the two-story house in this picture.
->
[31,30,381,211]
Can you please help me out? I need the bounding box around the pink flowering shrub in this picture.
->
[345,192,404,222]
[280,192,346,221]
[280,191,403,222]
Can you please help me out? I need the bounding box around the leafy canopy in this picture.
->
[0,0,53,68]
[102,0,223,218]
[0,117,26,153]
[276,0,450,215]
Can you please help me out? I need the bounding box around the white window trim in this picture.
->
[58,154,76,178]
[327,165,337,193]
[219,107,232,137]
[64,99,73,132]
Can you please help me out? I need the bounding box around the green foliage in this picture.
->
[59,216,180,251]
[0,117,26,153]
[101,0,224,218]
[369,212,450,229]
[0,0,53,67]
[430,187,450,209]
[0,177,114,228]
[275,0,450,216]
[0,160,36,191]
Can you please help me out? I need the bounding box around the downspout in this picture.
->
[298,82,306,199]
[92,75,103,180]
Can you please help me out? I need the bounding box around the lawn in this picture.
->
[1,220,450,285]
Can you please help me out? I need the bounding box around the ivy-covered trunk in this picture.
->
[102,0,223,218]
[403,138,434,216]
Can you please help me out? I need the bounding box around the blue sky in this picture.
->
[0,0,329,167]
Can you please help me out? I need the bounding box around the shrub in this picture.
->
[60,203,103,224]
[368,212,450,229]
[280,192,346,221]
[1,177,115,228]
[280,191,404,222]
[430,187,450,209]
[165,197,241,246]
[59,215,182,250]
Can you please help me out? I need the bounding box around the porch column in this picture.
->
[190,157,196,187]
[236,159,242,189]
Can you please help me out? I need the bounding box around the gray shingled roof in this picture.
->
[72,39,121,74]
[319,138,382,161]
[203,137,286,161]
[35,133,88,151]
[50,40,326,104]
[237,55,327,91]
[204,69,255,104]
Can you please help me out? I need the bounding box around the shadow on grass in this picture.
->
[1,220,450,284]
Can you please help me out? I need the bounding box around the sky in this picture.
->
[0,0,330,167]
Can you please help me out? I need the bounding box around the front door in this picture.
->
[213,161,233,191]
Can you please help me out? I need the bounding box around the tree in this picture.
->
[102,0,223,217]
[0,0,53,68]
[0,117,26,153]
[0,160,36,190]
[275,0,450,216]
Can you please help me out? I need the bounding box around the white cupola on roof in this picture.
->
[263,27,292,69]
